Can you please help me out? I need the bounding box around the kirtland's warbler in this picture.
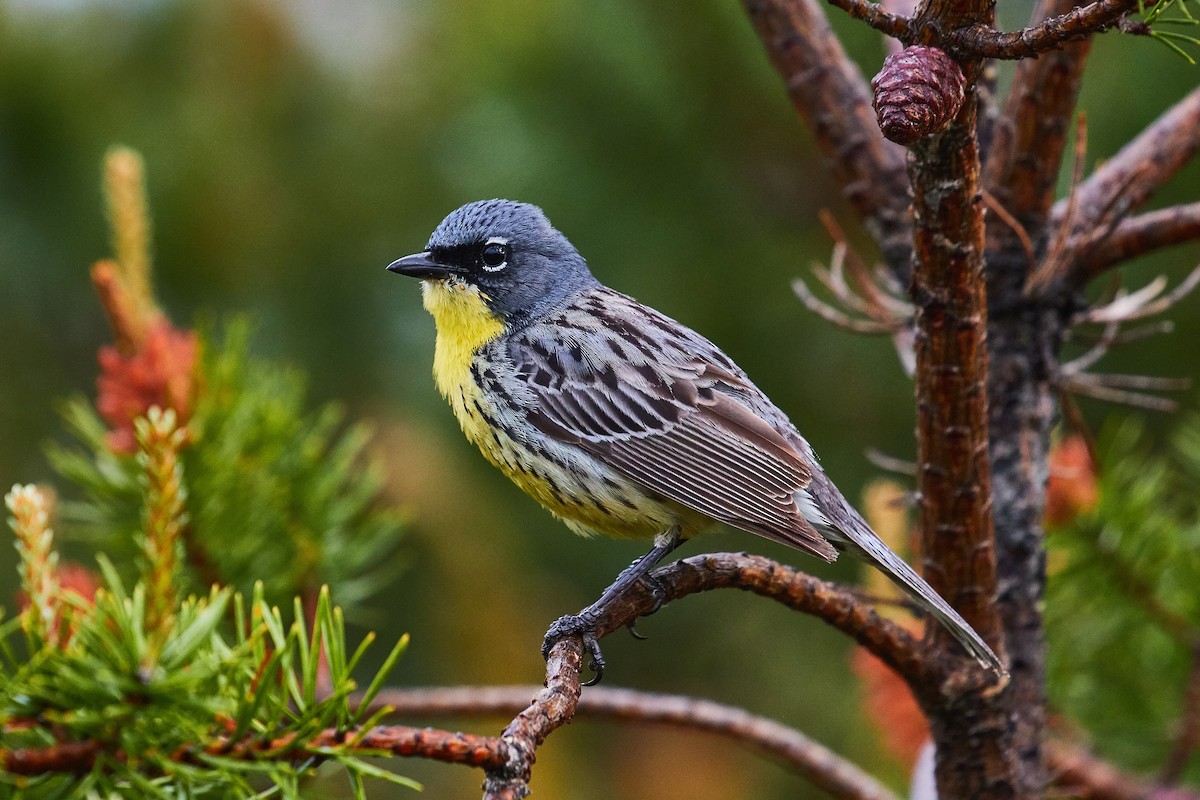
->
[387,199,1005,680]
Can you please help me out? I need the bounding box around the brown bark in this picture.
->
[821,0,1139,59]
[938,0,1138,59]
[979,6,1093,799]
[1053,86,1200,289]
[1074,202,1200,280]
[904,3,1020,799]
[0,726,510,776]
[909,69,1000,658]
[984,0,1092,242]
[1047,740,1200,800]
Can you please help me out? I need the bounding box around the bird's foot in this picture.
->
[640,570,669,616]
[542,612,606,686]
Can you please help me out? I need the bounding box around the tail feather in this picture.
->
[849,528,1007,677]
[799,477,1007,676]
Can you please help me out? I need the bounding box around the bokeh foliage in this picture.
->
[1,1,1199,798]
[47,317,406,613]
[1047,418,1200,783]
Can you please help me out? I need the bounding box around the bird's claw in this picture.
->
[542,612,606,685]
[640,572,669,616]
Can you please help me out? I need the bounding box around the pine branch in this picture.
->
[359,685,1200,800]
[5,485,61,647]
[135,407,189,646]
[100,146,158,353]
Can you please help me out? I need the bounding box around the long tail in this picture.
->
[845,521,1007,677]
[801,476,1007,676]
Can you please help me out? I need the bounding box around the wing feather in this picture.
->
[509,292,837,562]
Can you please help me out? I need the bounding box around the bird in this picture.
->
[386,199,1005,682]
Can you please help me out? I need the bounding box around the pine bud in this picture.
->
[871,46,966,146]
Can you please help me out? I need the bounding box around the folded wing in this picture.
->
[509,319,837,563]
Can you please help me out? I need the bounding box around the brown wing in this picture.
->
[509,310,837,562]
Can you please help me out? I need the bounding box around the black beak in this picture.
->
[386,251,458,280]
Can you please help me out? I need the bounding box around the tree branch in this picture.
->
[0,552,956,798]
[984,0,1093,248]
[1074,203,1200,280]
[1055,86,1200,287]
[642,553,944,686]
[367,686,1200,800]
[823,0,911,39]
[481,638,582,799]
[940,0,1138,59]
[1047,740,1200,800]
[0,725,510,776]
[820,0,1138,59]
[482,551,947,797]
[743,0,912,278]
[377,685,900,800]
[903,1,1025,797]
[908,4,1002,662]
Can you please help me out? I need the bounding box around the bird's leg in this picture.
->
[542,528,682,685]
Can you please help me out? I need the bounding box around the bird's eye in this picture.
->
[481,241,509,272]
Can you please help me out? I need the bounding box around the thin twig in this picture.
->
[793,276,897,334]
[983,0,1094,256]
[1067,321,1175,347]
[1058,376,1180,412]
[823,0,912,38]
[1030,112,1089,294]
[865,448,918,477]
[1060,320,1120,376]
[376,685,901,800]
[1073,373,1190,391]
[819,210,913,318]
[982,188,1036,270]
[1082,266,1200,324]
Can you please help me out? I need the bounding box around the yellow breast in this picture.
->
[423,279,506,444]
[420,278,707,542]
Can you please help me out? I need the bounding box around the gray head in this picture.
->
[387,200,598,326]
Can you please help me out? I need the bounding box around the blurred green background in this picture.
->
[1,1,1198,797]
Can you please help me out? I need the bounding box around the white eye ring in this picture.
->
[481,237,509,272]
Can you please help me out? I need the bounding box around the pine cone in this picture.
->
[871,46,966,146]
